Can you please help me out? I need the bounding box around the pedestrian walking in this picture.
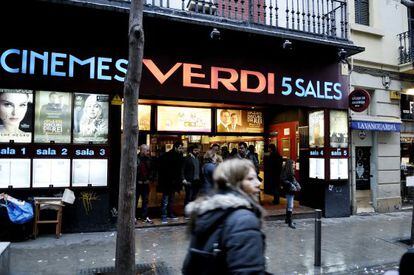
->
[200,150,217,195]
[280,159,301,229]
[136,144,155,224]
[182,145,202,208]
[265,144,283,205]
[157,141,184,224]
[183,158,268,275]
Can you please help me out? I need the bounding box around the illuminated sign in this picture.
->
[157,106,211,132]
[216,109,263,133]
[0,49,344,102]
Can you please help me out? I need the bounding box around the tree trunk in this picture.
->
[115,0,144,274]
[411,200,414,245]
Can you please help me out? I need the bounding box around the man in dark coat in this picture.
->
[182,144,201,209]
[136,144,155,224]
[158,141,184,224]
[266,143,283,204]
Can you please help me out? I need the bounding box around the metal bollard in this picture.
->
[314,209,322,267]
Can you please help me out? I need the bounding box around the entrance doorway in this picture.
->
[355,146,374,213]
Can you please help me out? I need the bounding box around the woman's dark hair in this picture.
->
[281,159,295,179]
[173,141,183,148]
[248,145,255,153]
[230,148,238,156]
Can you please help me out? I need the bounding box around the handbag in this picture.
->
[0,194,34,224]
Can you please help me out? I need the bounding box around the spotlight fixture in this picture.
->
[282,39,293,50]
[210,28,221,40]
[338,48,347,60]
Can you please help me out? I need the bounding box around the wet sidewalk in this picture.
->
[8,211,412,275]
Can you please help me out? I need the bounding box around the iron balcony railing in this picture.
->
[398,30,414,65]
[144,0,349,40]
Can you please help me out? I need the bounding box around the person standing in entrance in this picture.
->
[200,150,217,195]
[136,144,154,224]
[158,141,184,224]
[182,145,201,211]
[267,144,283,205]
[280,159,301,229]
[238,142,259,174]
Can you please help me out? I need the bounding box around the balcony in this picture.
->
[144,0,349,39]
[398,30,414,65]
[60,0,359,50]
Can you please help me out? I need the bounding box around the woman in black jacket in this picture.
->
[183,158,269,275]
[280,159,301,229]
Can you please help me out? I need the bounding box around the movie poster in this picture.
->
[216,109,263,133]
[157,106,211,132]
[34,91,72,143]
[72,159,108,187]
[401,94,414,120]
[0,89,33,143]
[73,93,109,144]
[121,104,151,131]
[0,159,31,188]
[330,110,348,148]
[32,158,70,187]
[309,110,324,148]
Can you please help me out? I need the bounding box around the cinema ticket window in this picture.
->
[0,159,31,188]
[72,159,108,187]
[309,111,324,148]
[32,158,70,187]
[73,93,109,144]
[34,91,72,143]
[0,89,33,143]
[330,110,348,148]
[157,106,211,132]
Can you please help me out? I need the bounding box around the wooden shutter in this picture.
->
[355,0,369,26]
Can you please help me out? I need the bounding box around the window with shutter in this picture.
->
[355,0,369,26]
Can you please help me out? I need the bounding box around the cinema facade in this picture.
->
[0,0,363,232]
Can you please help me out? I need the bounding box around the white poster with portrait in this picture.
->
[309,111,324,148]
[330,110,348,148]
[0,89,33,143]
[0,159,31,188]
[72,159,108,187]
[33,158,70,187]
[73,93,109,144]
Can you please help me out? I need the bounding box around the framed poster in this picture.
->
[121,104,151,131]
[216,109,263,133]
[73,93,109,144]
[330,159,348,180]
[0,89,33,143]
[32,158,70,187]
[309,110,324,148]
[401,93,414,120]
[309,158,325,179]
[330,110,348,148]
[157,106,211,132]
[34,91,72,143]
[72,159,108,187]
[0,159,31,188]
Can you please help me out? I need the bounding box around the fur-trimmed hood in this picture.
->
[185,193,253,217]
[185,192,263,237]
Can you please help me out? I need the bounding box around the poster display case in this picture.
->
[73,93,109,144]
[32,158,71,187]
[309,110,324,148]
[34,91,72,143]
[72,159,108,187]
[157,106,211,132]
[330,159,348,180]
[330,110,348,148]
[309,158,325,179]
[0,89,33,143]
[121,104,151,131]
[0,159,31,188]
